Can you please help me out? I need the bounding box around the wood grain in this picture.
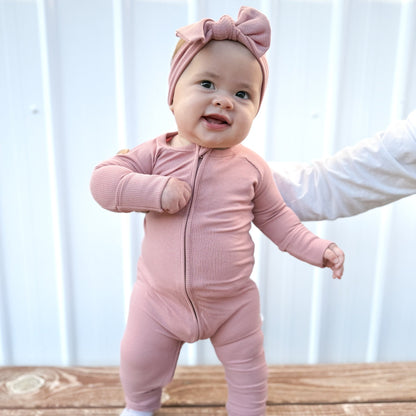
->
[161,362,416,406]
[0,367,123,408]
[1,403,416,415]
[266,362,416,404]
[1,363,415,415]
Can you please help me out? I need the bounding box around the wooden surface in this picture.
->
[1,363,416,415]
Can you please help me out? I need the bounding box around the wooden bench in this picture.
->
[1,362,416,415]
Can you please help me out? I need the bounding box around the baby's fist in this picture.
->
[161,177,192,214]
[323,243,345,280]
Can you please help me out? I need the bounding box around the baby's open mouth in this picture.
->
[203,115,230,125]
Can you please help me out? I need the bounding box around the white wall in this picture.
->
[1,0,415,366]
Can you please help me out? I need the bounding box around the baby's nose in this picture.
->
[212,94,233,109]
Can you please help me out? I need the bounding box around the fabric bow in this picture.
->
[177,6,271,58]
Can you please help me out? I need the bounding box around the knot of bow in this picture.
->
[177,6,271,58]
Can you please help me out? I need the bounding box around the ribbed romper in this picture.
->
[90,133,332,415]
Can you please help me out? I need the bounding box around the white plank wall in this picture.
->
[0,0,415,367]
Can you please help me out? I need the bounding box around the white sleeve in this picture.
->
[271,110,416,221]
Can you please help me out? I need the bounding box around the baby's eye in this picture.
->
[236,90,249,99]
[200,80,214,89]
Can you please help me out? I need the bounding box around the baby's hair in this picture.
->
[171,38,186,62]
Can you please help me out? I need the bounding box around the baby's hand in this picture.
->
[161,178,192,214]
[323,243,345,280]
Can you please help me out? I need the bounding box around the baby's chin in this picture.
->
[192,137,246,149]
[181,132,246,149]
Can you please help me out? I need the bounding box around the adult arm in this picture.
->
[271,110,416,221]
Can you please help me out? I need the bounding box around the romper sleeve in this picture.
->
[251,156,332,268]
[271,110,416,221]
[90,139,170,213]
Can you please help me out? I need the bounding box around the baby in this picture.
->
[90,7,344,416]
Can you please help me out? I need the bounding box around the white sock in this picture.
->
[120,408,153,416]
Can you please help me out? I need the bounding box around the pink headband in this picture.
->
[168,6,271,106]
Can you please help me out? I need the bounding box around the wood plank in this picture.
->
[0,367,123,408]
[1,363,416,409]
[157,403,416,415]
[1,403,416,415]
[163,362,416,406]
[266,361,416,404]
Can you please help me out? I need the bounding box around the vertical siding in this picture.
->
[0,0,415,366]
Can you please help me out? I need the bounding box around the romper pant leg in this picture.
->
[120,283,183,412]
[211,290,268,416]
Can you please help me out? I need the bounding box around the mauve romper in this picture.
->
[90,133,332,415]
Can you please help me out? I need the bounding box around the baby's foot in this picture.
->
[120,408,153,416]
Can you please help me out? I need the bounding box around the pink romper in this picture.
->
[90,133,332,415]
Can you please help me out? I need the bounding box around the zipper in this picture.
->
[183,152,205,341]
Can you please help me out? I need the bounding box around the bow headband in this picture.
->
[168,6,271,106]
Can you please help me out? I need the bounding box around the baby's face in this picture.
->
[169,40,263,149]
